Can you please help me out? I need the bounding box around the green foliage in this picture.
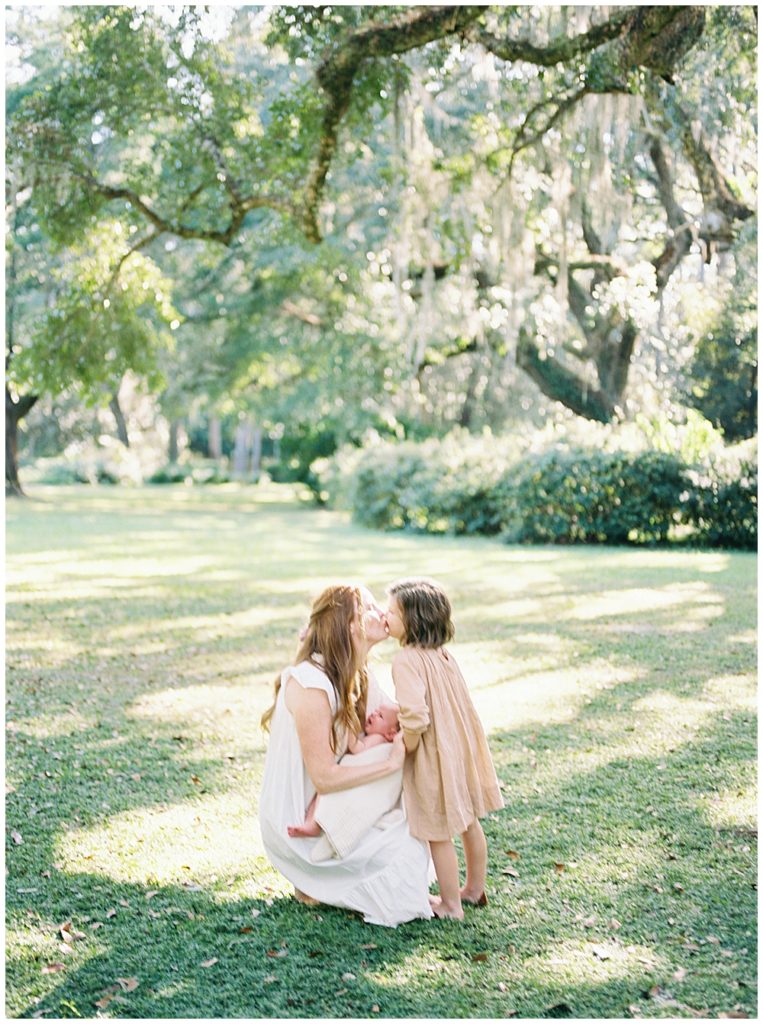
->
[501,448,688,545]
[683,308,757,444]
[317,431,757,549]
[684,440,758,550]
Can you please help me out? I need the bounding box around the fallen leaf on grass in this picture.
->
[41,964,66,974]
[497,983,508,993]
[505,850,520,860]
[145,890,159,900]
[471,953,489,962]
[117,977,139,992]
[371,1005,380,1013]
[706,934,720,944]
[238,926,253,934]
[90,922,103,931]
[105,909,117,918]
[360,943,377,950]
[553,863,565,873]
[251,909,261,918]
[118,899,130,908]
[673,967,688,982]
[673,883,684,893]
[11,830,23,845]
[190,775,202,785]
[94,996,114,1010]
[200,959,218,969]
[308,950,322,958]
[582,916,596,928]
[263,975,277,984]
[342,972,356,982]
[591,946,610,960]
[266,949,288,959]
[502,868,520,878]
[608,918,622,930]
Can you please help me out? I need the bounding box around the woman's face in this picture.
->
[356,587,389,647]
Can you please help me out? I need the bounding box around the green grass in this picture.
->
[6,483,757,1019]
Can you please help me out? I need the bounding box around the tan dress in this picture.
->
[392,645,504,842]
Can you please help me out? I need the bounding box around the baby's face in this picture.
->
[365,704,400,738]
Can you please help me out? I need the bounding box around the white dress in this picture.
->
[259,659,434,927]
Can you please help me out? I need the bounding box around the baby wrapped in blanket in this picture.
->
[287,704,404,861]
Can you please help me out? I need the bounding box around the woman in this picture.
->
[258,583,433,927]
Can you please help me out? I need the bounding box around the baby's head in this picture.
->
[365,703,400,741]
[386,577,455,648]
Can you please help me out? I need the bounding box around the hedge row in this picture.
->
[313,435,757,549]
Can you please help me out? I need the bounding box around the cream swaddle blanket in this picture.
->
[310,742,404,862]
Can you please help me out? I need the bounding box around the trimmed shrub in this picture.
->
[501,448,688,544]
[313,430,756,549]
[684,440,757,550]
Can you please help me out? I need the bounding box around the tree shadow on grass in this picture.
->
[7,689,756,1019]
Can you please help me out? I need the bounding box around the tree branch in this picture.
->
[302,5,484,242]
[467,7,637,66]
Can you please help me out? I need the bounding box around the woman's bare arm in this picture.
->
[287,683,404,795]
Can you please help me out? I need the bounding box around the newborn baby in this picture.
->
[288,704,400,839]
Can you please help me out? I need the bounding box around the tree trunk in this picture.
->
[208,417,222,460]
[517,329,615,422]
[250,426,262,482]
[168,419,181,463]
[6,388,38,497]
[109,389,130,447]
[232,419,252,478]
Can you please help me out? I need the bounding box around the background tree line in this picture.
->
[5,5,757,497]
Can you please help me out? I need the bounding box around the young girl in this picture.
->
[386,577,504,920]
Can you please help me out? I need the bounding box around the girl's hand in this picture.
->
[388,731,406,771]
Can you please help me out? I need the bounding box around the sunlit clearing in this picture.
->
[55,791,267,884]
[567,581,718,621]
[525,939,669,986]
[130,682,265,742]
[700,786,756,831]
[473,662,643,732]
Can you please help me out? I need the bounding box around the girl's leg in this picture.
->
[460,818,487,902]
[429,839,464,920]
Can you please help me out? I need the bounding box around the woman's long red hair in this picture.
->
[260,584,368,752]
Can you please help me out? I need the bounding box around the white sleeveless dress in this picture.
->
[258,659,433,927]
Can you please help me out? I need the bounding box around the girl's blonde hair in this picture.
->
[387,577,455,648]
[260,584,368,752]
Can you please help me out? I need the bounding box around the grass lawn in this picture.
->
[5,483,757,1019]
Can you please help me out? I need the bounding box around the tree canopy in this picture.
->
[5,5,757,491]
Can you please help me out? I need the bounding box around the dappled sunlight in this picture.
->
[567,581,718,621]
[109,603,302,644]
[6,709,91,741]
[727,629,756,645]
[700,786,756,832]
[702,673,757,710]
[54,790,266,884]
[523,938,669,988]
[129,682,262,736]
[475,662,643,732]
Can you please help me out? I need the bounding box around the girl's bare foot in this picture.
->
[460,887,488,906]
[293,887,320,906]
[432,900,464,921]
[287,822,322,838]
